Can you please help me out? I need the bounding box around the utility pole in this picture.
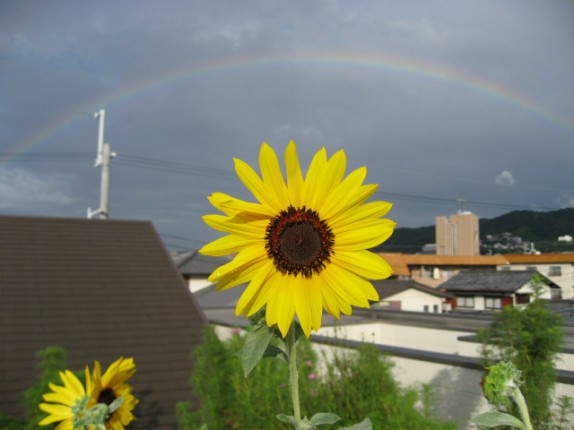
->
[88,109,116,220]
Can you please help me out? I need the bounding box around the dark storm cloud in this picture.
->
[1,0,573,248]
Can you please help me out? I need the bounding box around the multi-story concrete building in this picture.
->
[436,211,480,256]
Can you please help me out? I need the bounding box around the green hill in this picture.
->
[377,208,574,254]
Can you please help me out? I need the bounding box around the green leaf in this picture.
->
[339,418,373,430]
[309,412,341,426]
[242,323,274,377]
[263,345,288,362]
[107,396,124,413]
[469,411,525,429]
[198,424,208,430]
[276,413,299,426]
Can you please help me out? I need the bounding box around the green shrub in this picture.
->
[0,346,68,429]
[179,326,455,430]
[480,283,564,428]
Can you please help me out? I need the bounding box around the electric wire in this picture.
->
[1,151,562,212]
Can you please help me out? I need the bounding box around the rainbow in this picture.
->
[5,51,574,164]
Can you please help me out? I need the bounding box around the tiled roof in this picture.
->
[403,254,509,266]
[171,249,230,276]
[378,252,410,276]
[440,270,538,293]
[504,253,574,264]
[195,283,242,309]
[0,216,206,429]
[372,279,453,299]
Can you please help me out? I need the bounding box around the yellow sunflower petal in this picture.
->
[39,413,70,426]
[317,274,341,319]
[235,260,275,315]
[45,383,77,401]
[42,393,76,406]
[331,250,393,279]
[322,264,377,307]
[84,366,93,398]
[334,219,396,251]
[102,357,136,388]
[294,277,323,337]
[319,166,367,219]
[200,235,263,257]
[260,143,290,208]
[208,192,275,218]
[311,149,347,212]
[302,147,327,208]
[202,214,266,238]
[60,371,84,397]
[234,157,281,211]
[330,200,393,230]
[285,141,304,207]
[39,403,74,418]
[208,245,267,283]
[267,274,296,336]
[54,420,73,430]
[215,257,269,291]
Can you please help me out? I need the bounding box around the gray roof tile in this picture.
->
[440,270,539,293]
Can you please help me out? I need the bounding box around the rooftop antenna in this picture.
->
[457,191,467,214]
[88,109,116,220]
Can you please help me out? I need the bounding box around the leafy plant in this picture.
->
[179,325,455,430]
[479,281,564,428]
[0,346,69,429]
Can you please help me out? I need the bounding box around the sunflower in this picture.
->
[200,141,395,337]
[90,357,138,430]
[39,368,93,430]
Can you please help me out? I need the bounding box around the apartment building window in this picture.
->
[549,266,562,277]
[500,266,511,271]
[485,297,502,309]
[456,296,475,308]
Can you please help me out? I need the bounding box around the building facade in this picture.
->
[436,211,480,256]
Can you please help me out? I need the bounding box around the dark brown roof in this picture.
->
[0,215,206,430]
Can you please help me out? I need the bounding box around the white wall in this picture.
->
[382,289,444,313]
[516,282,553,300]
[188,277,212,293]
[500,264,574,299]
[318,322,470,355]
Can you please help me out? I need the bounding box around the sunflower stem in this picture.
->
[287,326,301,421]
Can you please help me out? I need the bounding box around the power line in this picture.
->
[2,151,563,212]
[378,191,558,211]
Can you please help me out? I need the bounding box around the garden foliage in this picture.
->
[177,325,456,430]
[480,282,564,428]
[0,346,68,430]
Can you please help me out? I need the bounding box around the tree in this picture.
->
[479,278,564,427]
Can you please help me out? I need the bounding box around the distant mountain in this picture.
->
[377,208,574,254]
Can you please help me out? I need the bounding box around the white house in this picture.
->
[171,250,231,293]
[371,279,453,313]
[441,269,560,311]
[501,253,574,299]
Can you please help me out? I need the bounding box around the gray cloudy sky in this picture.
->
[1,0,573,250]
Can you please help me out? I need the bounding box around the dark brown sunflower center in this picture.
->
[97,388,117,406]
[265,206,334,278]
